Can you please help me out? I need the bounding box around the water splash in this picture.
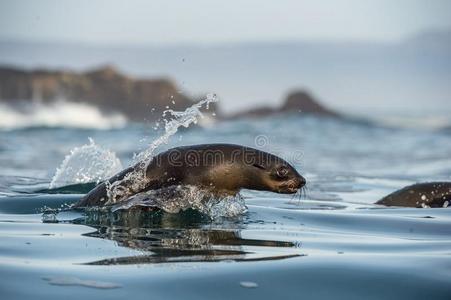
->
[48,94,245,218]
[49,138,123,189]
[106,93,218,204]
[133,93,217,165]
[112,185,247,219]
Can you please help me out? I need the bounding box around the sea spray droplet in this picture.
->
[49,138,123,189]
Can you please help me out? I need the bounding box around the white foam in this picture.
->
[0,101,127,130]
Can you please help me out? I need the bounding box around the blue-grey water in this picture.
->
[1,114,451,299]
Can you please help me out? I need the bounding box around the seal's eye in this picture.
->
[276,166,289,178]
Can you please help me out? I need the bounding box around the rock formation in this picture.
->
[230,90,339,119]
[0,66,338,122]
[0,65,213,122]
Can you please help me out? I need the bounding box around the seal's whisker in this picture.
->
[304,183,310,199]
[295,187,302,204]
[298,182,310,203]
[289,192,298,203]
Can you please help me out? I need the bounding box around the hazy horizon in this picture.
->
[1,0,451,46]
[1,26,450,48]
[1,0,450,116]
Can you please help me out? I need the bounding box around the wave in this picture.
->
[0,101,127,130]
[366,114,451,131]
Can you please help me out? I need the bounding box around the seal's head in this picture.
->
[244,150,306,194]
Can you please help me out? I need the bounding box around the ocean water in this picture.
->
[1,106,451,299]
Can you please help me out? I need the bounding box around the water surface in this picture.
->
[1,115,451,299]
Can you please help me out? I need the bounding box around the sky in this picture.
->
[0,0,450,115]
[1,0,451,45]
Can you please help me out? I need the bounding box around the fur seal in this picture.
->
[376,182,451,208]
[75,143,306,207]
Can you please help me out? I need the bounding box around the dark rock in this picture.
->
[281,91,338,117]
[0,65,219,122]
[0,65,336,123]
[230,90,339,119]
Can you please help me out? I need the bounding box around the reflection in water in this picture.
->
[68,208,303,265]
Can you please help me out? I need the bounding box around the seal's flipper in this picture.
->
[111,192,158,211]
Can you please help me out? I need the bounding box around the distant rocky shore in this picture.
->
[229,90,339,119]
[0,65,339,121]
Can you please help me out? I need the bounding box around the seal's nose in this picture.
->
[297,175,306,188]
